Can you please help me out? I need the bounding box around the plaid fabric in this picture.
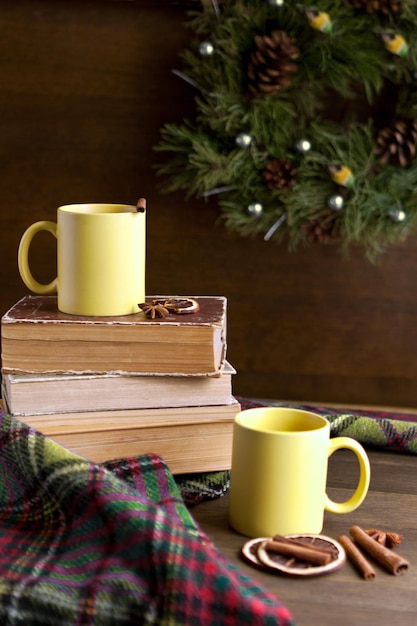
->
[244,398,417,454]
[0,410,294,626]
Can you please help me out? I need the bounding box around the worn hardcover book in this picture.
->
[1,295,227,375]
[1,362,236,416]
[4,400,241,473]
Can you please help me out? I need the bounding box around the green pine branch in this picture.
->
[154,0,417,260]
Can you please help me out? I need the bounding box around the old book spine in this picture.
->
[40,420,237,473]
[1,338,225,375]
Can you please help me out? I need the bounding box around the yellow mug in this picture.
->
[18,203,146,316]
[229,407,371,537]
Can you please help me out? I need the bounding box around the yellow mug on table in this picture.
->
[229,406,371,537]
[18,203,146,317]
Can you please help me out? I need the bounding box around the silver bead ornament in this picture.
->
[296,138,312,154]
[247,202,264,216]
[328,194,345,211]
[199,41,215,57]
[235,132,253,149]
[389,208,406,222]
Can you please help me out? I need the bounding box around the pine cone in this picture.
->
[247,30,299,97]
[374,118,417,166]
[301,212,340,244]
[263,158,297,190]
[344,0,402,14]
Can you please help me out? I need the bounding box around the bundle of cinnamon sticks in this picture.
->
[338,525,409,580]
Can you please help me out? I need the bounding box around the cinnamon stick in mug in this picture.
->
[350,525,409,576]
[338,534,376,580]
[136,197,146,213]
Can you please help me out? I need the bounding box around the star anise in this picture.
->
[364,528,404,549]
[138,301,170,319]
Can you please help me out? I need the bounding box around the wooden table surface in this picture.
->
[191,449,417,625]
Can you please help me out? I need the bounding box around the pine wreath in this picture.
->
[155,0,417,260]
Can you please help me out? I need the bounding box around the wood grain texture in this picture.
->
[192,449,417,626]
[1,0,417,406]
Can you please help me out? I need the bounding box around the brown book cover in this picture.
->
[1,295,227,375]
[5,400,241,474]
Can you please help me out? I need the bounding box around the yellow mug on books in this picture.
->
[229,406,371,537]
[18,203,146,316]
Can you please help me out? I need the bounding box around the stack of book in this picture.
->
[1,295,240,473]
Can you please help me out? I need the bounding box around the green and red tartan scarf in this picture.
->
[0,410,294,626]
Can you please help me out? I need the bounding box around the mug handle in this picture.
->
[18,221,58,294]
[324,437,371,514]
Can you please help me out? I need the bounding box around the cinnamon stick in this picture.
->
[338,534,376,581]
[262,539,332,566]
[272,534,335,557]
[136,197,146,213]
[350,525,409,576]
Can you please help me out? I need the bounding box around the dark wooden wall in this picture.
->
[2,0,417,407]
